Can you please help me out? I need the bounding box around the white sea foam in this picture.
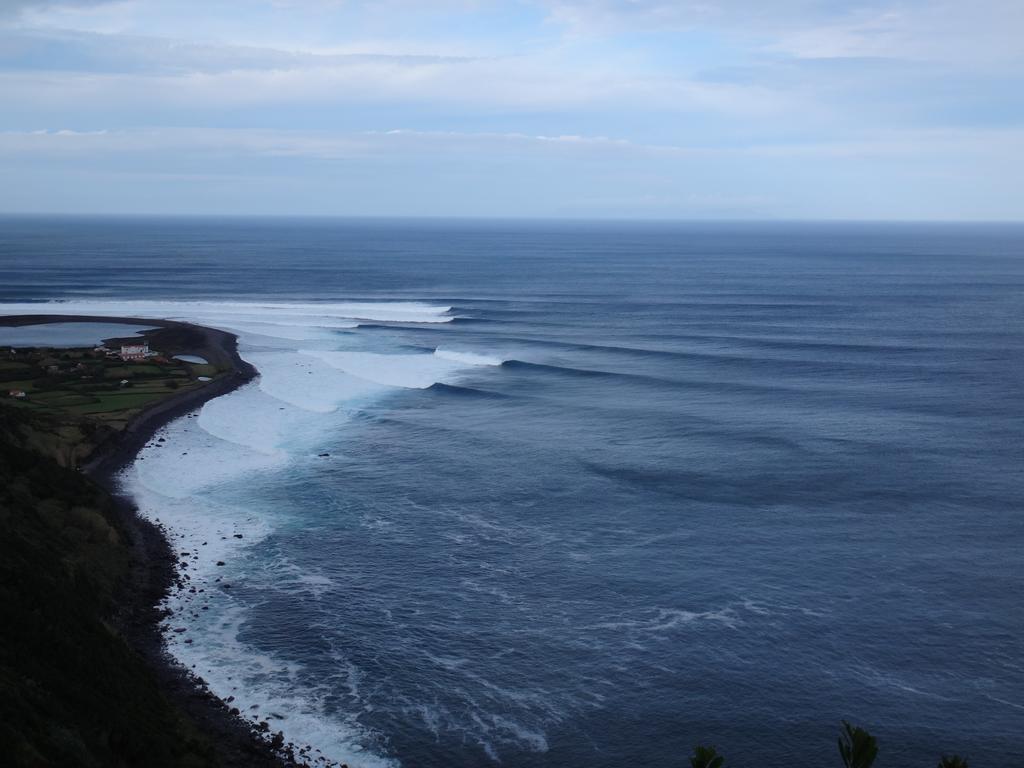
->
[125,440,392,767]
[123,412,399,768]
[247,349,386,412]
[132,414,286,499]
[196,383,319,456]
[586,605,742,634]
[29,296,503,768]
[0,299,453,328]
[210,321,346,343]
[433,348,505,367]
[302,350,469,389]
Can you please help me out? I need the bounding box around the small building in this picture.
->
[120,343,150,361]
[7,390,27,399]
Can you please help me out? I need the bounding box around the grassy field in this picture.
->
[1,345,224,422]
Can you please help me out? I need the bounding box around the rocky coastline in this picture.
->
[1,314,299,767]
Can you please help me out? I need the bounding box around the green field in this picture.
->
[1,345,221,421]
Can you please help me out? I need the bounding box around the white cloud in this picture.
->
[540,0,1024,67]
[0,126,652,159]
[0,126,370,158]
[1,0,115,15]
[2,124,1022,219]
[1,1,1021,218]
[0,44,791,117]
[6,0,137,32]
[769,1,1024,66]
[6,124,1022,164]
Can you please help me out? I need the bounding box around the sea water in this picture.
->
[1,218,1023,767]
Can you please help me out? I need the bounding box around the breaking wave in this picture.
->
[6,299,508,767]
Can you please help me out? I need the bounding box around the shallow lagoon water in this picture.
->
[0,321,154,347]
[1,218,1023,767]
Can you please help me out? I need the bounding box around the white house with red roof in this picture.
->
[119,343,150,361]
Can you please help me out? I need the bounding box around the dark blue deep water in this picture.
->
[2,217,1023,767]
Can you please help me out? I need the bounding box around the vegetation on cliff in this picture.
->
[0,407,223,767]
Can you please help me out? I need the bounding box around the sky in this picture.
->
[0,0,1022,219]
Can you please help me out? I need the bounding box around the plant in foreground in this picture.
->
[838,721,879,768]
[688,723,967,768]
[689,744,725,768]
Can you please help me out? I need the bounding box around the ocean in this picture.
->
[2,217,1023,767]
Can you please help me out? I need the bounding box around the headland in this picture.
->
[0,314,301,767]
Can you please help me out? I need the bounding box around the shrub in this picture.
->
[690,744,725,768]
[838,722,878,768]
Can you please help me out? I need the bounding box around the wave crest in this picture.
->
[433,348,505,366]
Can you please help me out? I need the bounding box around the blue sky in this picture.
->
[1,0,1021,219]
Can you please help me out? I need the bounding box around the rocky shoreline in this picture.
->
[1,314,298,767]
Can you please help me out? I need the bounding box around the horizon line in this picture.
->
[2,212,1024,226]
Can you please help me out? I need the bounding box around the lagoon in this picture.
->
[0,321,154,348]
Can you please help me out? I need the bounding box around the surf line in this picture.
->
[0,312,318,764]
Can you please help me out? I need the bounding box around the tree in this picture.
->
[938,757,969,768]
[689,744,725,768]
[838,721,878,768]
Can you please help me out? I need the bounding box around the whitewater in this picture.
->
[3,299,505,767]
[5,219,1024,768]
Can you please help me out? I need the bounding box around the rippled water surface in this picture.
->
[0,321,154,347]
[2,218,1023,767]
